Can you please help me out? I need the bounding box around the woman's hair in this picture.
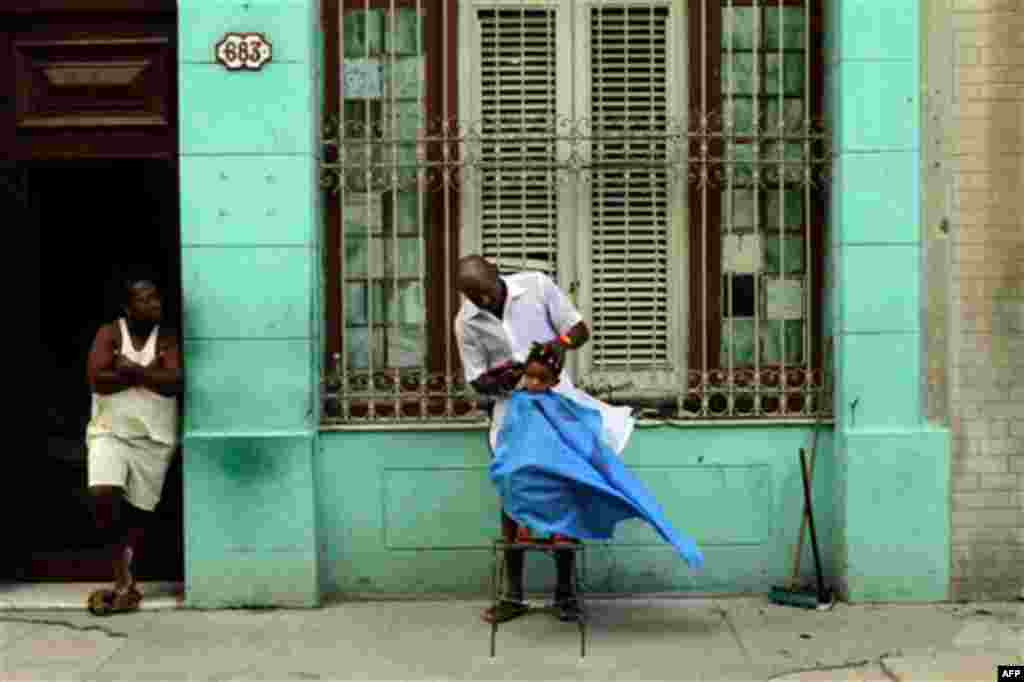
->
[120,268,161,306]
[526,341,565,380]
[125,278,158,299]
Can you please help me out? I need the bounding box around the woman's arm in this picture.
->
[87,325,138,395]
[139,333,184,397]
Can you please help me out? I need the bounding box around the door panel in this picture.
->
[1,28,12,155]
[2,10,177,160]
[6,1,183,582]
[13,35,173,129]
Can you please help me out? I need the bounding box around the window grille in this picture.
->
[321,0,832,425]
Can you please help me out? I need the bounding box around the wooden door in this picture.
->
[6,1,183,582]
[2,1,178,161]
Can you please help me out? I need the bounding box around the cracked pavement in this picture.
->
[1,596,1020,681]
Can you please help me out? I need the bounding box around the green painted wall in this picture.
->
[830,0,951,602]
[178,0,321,608]
[316,427,836,597]
[173,0,954,605]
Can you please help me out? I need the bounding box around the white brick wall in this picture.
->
[943,0,1023,601]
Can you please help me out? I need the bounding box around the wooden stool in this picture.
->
[489,538,587,658]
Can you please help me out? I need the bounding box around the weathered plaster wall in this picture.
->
[830,0,952,602]
[939,0,1023,602]
[178,0,321,608]
[316,426,836,598]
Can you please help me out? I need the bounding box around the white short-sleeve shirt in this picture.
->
[454,272,634,454]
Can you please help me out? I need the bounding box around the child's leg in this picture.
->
[553,548,581,621]
[481,510,531,624]
[554,548,575,602]
[501,511,525,601]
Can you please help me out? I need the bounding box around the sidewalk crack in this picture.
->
[0,616,127,639]
[714,606,753,663]
[766,651,903,681]
[766,658,872,680]
[878,653,902,682]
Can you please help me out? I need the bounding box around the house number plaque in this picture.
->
[215,33,272,71]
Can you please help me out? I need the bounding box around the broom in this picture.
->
[769,340,833,610]
[769,447,832,609]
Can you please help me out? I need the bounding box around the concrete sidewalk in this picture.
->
[1,586,1020,681]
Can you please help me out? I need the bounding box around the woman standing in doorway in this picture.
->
[84,277,182,615]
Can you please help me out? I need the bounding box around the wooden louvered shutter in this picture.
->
[588,6,672,371]
[477,8,559,277]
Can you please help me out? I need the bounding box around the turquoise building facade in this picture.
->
[177,0,952,608]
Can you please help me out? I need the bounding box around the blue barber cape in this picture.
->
[490,391,704,570]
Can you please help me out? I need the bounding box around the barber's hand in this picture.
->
[473,361,524,396]
[486,360,523,392]
[496,363,525,392]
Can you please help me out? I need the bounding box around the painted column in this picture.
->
[178,0,320,607]
[832,0,952,601]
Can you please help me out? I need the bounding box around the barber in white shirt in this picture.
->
[454,256,634,454]
[453,254,634,624]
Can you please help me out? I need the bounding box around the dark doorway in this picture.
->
[24,159,184,582]
[4,0,181,584]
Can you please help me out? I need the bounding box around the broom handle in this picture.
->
[790,440,816,583]
[790,337,830,586]
[800,447,828,603]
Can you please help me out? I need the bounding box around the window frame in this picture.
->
[458,0,689,395]
[687,0,827,379]
[570,0,689,394]
[322,0,830,421]
[323,0,462,383]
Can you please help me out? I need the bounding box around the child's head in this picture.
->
[524,342,565,393]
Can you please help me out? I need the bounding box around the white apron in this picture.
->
[87,319,178,447]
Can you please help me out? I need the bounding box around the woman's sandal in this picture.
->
[87,585,142,616]
[481,599,530,624]
[87,589,115,615]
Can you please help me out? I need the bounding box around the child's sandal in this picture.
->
[481,600,530,624]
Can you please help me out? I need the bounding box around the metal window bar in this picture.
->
[725,0,735,417]
[594,2,605,370]
[804,0,815,415]
[752,0,761,405]
[321,0,832,425]
[363,0,375,420]
[700,0,709,417]
[417,0,428,420]
[776,0,785,414]
[389,0,398,417]
[442,0,454,419]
